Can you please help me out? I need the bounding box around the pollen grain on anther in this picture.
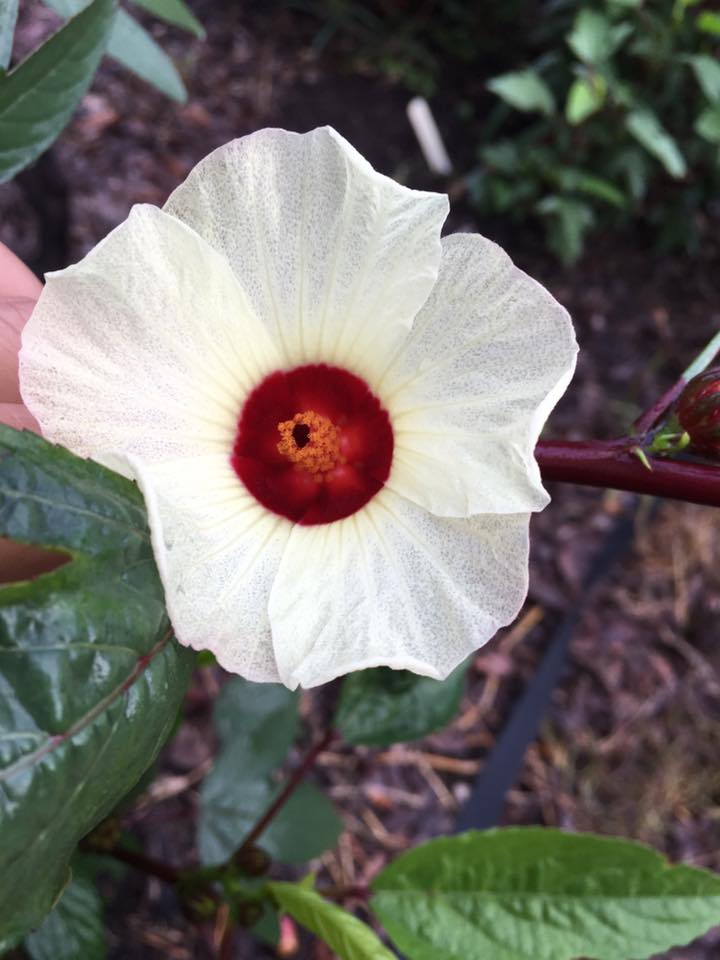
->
[277,410,343,476]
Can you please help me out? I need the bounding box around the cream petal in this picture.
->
[380,233,578,517]
[124,452,289,682]
[268,488,530,689]
[19,204,281,465]
[164,127,449,383]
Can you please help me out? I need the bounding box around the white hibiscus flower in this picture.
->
[19,127,577,690]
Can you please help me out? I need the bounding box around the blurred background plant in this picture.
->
[0,0,203,183]
[285,0,720,263]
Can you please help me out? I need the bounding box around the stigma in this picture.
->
[277,410,345,479]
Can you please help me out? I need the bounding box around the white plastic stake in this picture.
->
[407,96,453,176]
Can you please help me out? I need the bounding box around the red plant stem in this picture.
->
[238,729,336,853]
[632,334,720,435]
[536,439,720,507]
[102,844,181,884]
[632,379,687,435]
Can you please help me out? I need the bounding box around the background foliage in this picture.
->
[288,0,720,262]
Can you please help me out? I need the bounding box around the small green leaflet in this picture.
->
[0,0,115,183]
[370,828,720,960]
[43,0,187,102]
[336,661,468,747]
[567,8,632,65]
[565,75,606,125]
[130,0,204,38]
[686,54,720,103]
[269,881,395,960]
[625,108,687,178]
[0,0,18,71]
[695,104,720,143]
[0,426,193,945]
[696,11,720,36]
[198,678,342,866]
[487,68,555,116]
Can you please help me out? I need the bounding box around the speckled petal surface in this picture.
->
[164,127,449,384]
[19,204,281,470]
[381,233,578,517]
[269,487,530,689]
[127,453,287,682]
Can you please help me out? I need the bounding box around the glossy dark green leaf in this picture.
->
[0,0,18,71]
[130,0,204,38]
[269,881,395,960]
[24,868,104,960]
[43,0,186,102]
[0,0,115,183]
[0,426,194,945]
[371,828,720,960]
[199,678,341,866]
[336,661,468,747]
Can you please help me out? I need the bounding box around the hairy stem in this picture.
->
[536,439,720,506]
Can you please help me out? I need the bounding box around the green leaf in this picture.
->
[625,108,687,178]
[269,882,395,960]
[261,783,343,864]
[43,0,187,102]
[553,167,626,207]
[0,426,194,944]
[0,0,18,71]
[24,869,104,960]
[251,904,280,947]
[536,194,594,264]
[371,828,720,960]
[697,11,720,36]
[200,774,342,867]
[695,104,720,143]
[336,662,468,747]
[0,0,115,183]
[687,54,720,102]
[130,0,204,38]
[213,677,300,775]
[567,9,632,65]
[107,8,186,101]
[487,68,555,116]
[609,146,649,201]
[565,75,606,124]
[198,678,342,866]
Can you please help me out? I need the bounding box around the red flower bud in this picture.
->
[677,367,720,456]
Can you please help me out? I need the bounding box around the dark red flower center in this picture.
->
[232,364,394,525]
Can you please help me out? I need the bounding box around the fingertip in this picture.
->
[0,243,42,299]
[0,403,40,433]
